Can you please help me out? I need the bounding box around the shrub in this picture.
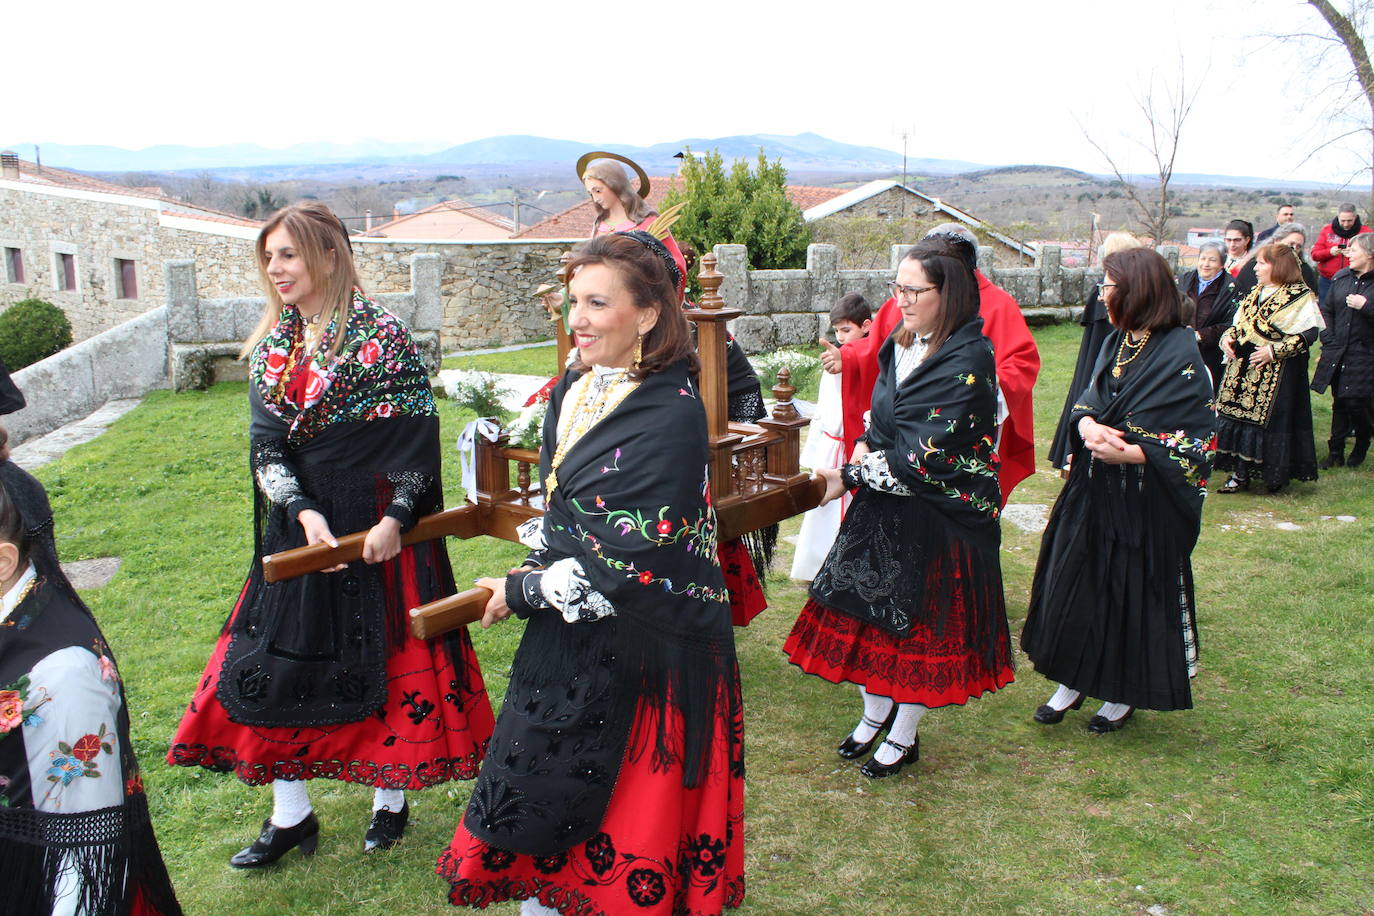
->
[444,369,513,421]
[753,348,821,403]
[0,298,73,370]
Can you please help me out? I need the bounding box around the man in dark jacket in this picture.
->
[1312,203,1373,305]
[1313,232,1374,467]
[1256,202,1295,244]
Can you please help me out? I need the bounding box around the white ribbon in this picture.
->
[457,417,503,504]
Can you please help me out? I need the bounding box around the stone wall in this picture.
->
[718,241,1179,353]
[0,179,571,351]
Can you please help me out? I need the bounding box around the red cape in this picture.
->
[839,272,1040,504]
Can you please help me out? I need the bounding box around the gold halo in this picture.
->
[575,151,651,199]
[531,283,559,299]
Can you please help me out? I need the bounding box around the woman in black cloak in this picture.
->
[438,232,743,916]
[1023,247,1216,733]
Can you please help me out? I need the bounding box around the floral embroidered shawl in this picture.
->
[249,290,435,447]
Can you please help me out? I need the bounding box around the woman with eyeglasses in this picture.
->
[1214,242,1323,493]
[783,236,1013,779]
[1049,232,1141,469]
[1178,239,1239,395]
[1023,247,1216,734]
[1223,220,1254,277]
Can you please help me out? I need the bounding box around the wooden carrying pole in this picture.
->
[409,587,491,639]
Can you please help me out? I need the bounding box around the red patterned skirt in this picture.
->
[784,593,1014,707]
[437,699,745,915]
[167,553,495,787]
[718,539,766,627]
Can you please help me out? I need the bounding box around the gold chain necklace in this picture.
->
[1112,330,1151,378]
[1,574,39,625]
[545,370,639,496]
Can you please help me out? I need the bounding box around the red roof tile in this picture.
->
[365,198,515,236]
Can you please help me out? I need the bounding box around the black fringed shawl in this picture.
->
[1069,326,1218,544]
[811,319,1005,638]
[463,360,737,857]
[217,294,458,728]
[0,461,181,916]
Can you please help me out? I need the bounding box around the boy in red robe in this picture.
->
[820,225,1040,504]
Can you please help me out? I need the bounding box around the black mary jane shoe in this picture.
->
[229,812,320,868]
[364,802,409,852]
[1217,476,1248,494]
[1086,708,1135,734]
[859,736,920,779]
[1033,693,1085,725]
[837,706,897,760]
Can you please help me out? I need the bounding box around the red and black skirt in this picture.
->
[167,541,495,787]
[437,696,745,915]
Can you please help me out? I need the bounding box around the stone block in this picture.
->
[6,348,99,445]
[728,316,776,354]
[773,313,816,348]
[713,244,750,312]
[86,308,168,402]
[164,260,199,342]
[1038,245,1063,304]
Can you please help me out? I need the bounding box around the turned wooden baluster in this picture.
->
[771,367,799,421]
[516,461,533,504]
[684,251,745,505]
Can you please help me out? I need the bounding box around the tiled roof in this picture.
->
[7,158,261,227]
[514,177,846,239]
[366,197,516,236]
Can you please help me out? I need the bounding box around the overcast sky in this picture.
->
[12,0,1368,186]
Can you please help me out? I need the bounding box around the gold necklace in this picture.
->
[1,574,39,624]
[545,370,639,496]
[1112,330,1151,378]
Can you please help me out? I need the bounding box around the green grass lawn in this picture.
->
[31,323,1374,915]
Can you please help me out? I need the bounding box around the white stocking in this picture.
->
[1047,683,1081,711]
[873,703,927,765]
[270,779,312,828]
[1096,701,1132,722]
[851,686,895,744]
[521,899,560,916]
[373,787,405,813]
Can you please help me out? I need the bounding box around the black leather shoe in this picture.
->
[1086,708,1134,734]
[1218,476,1248,494]
[1349,438,1369,467]
[364,802,409,852]
[859,736,919,779]
[230,812,319,868]
[1033,693,1085,724]
[837,707,897,760]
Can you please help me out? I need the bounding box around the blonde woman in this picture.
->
[168,202,493,867]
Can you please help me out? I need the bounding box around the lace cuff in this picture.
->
[250,438,319,519]
[846,449,913,495]
[382,470,432,531]
[506,558,616,623]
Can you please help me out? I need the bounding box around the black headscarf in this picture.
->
[0,356,24,416]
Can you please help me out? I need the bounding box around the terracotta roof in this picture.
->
[514,177,845,239]
[365,198,515,236]
[7,157,261,227]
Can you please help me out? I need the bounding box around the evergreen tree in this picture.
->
[664,149,811,271]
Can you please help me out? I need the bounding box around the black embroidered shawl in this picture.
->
[217,299,453,728]
[811,319,1005,637]
[1069,326,1217,544]
[0,461,181,916]
[463,360,737,857]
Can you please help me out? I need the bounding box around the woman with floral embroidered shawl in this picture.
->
[0,429,182,915]
[438,232,743,916]
[783,237,1014,780]
[1022,248,1216,734]
[168,203,494,867]
[1214,242,1323,493]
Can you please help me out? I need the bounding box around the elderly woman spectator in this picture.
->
[1312,231,1374,467]
[1023,248,1215,734]
[1215,243,1323,493]
[1178,239,1238,394]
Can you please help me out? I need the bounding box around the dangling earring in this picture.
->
[633,334,644,369]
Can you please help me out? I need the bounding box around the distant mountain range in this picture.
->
[1,133,1339,191]
[3,132,977,176]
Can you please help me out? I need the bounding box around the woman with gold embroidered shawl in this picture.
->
[168,203,493,868]
[1023,248,1216,732]
[1215,242,1323,493]
[438,233,742,916]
